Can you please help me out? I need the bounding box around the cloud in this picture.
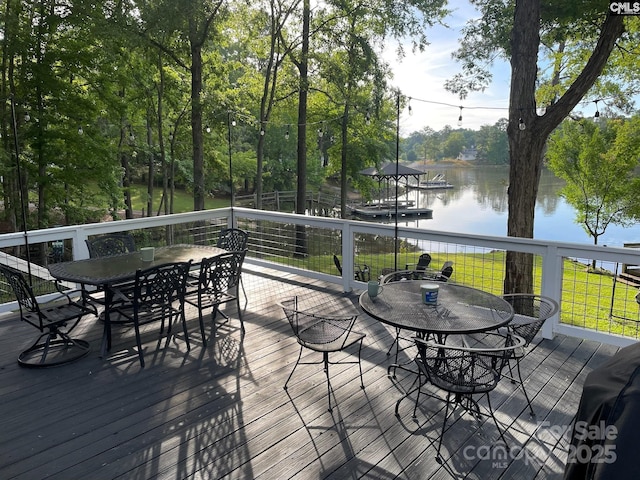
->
[381,4,511,134]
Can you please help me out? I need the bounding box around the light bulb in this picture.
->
[518,118,526,131]
[78,126,84,135]
[231,119,236,127]
[205,125,211,133]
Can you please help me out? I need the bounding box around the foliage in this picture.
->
[547,117,640,245]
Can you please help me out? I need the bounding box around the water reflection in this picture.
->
[389,166,640,247]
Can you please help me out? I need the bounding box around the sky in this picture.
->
[382,3,512,135]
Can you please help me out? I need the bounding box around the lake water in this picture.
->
[393,166,640,248]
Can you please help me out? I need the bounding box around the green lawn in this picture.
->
[128,185,230,213]
[273,250,640,340]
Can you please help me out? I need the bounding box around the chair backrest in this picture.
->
[0,264,41,324]
[86,233,136,258]
[132,262,191,309]
[279,297,358,350]
[503,294,559,346]
[198,251,245,295]
[414,333,525,394]
[416,253,432,270]
[216,228,249,252]
[333,255,343,274]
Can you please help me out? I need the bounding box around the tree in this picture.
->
[448,1,627,293]
[475,119,509,164]
[547,118,640,252]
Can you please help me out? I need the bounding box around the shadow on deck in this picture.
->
[0,265,618,479]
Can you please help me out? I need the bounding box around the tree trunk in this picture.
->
[504,1,624,294]
[146,114,154,217]
[191,39,205,211]
[294,0,310,257]
[340,103,349,219]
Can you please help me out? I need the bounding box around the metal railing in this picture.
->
[2,206,640,347]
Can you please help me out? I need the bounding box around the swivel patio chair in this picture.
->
[0,264,97,367]
[86,233,136,258]
[184,251,245,346]
[279,296,366,413]
[110,261,192,368]
[395,333,526,464]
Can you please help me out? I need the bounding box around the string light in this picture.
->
[205,125,211,133]
[285,125,290,140]
[594,100,600,119]
[518,117,526,131]
[78,126,83,135]
[457,106,463,126]
[408,97,412,115]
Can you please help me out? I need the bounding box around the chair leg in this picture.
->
[284,346,303,390]
[515,359,536,417]
[133,321,145,368]
[18,330,90,368]
[485,393,509,447]
[236,295,245,332]
[386,327,400,357]
[180,310,190,350]
[323,352,333,413]
[357,339,365,390]
[436,392,454,464]
[240,276,248,305]
[197,300,207,346]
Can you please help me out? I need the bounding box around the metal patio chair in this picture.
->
[279,296,366,412]
[86,233,136,258]
[217,228,249,302]
[396,333,526,464]
[0,264,97,367]
[184,251,245,346]
[110,261,191,367]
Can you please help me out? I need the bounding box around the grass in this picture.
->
[266,248,640,340]
[128,185,230,214]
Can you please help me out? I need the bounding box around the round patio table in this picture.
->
[360,280,514,377]
[359,280,514,336]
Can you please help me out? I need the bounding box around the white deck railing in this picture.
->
[1,206,639,347]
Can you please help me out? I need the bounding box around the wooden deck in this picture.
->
[0,266,619,479]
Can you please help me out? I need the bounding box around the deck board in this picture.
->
[0,265,621,479]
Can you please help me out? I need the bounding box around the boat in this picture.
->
[415,173,454,190]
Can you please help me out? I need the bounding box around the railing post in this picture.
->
[540,244,562,339]
[72,227,91,261]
